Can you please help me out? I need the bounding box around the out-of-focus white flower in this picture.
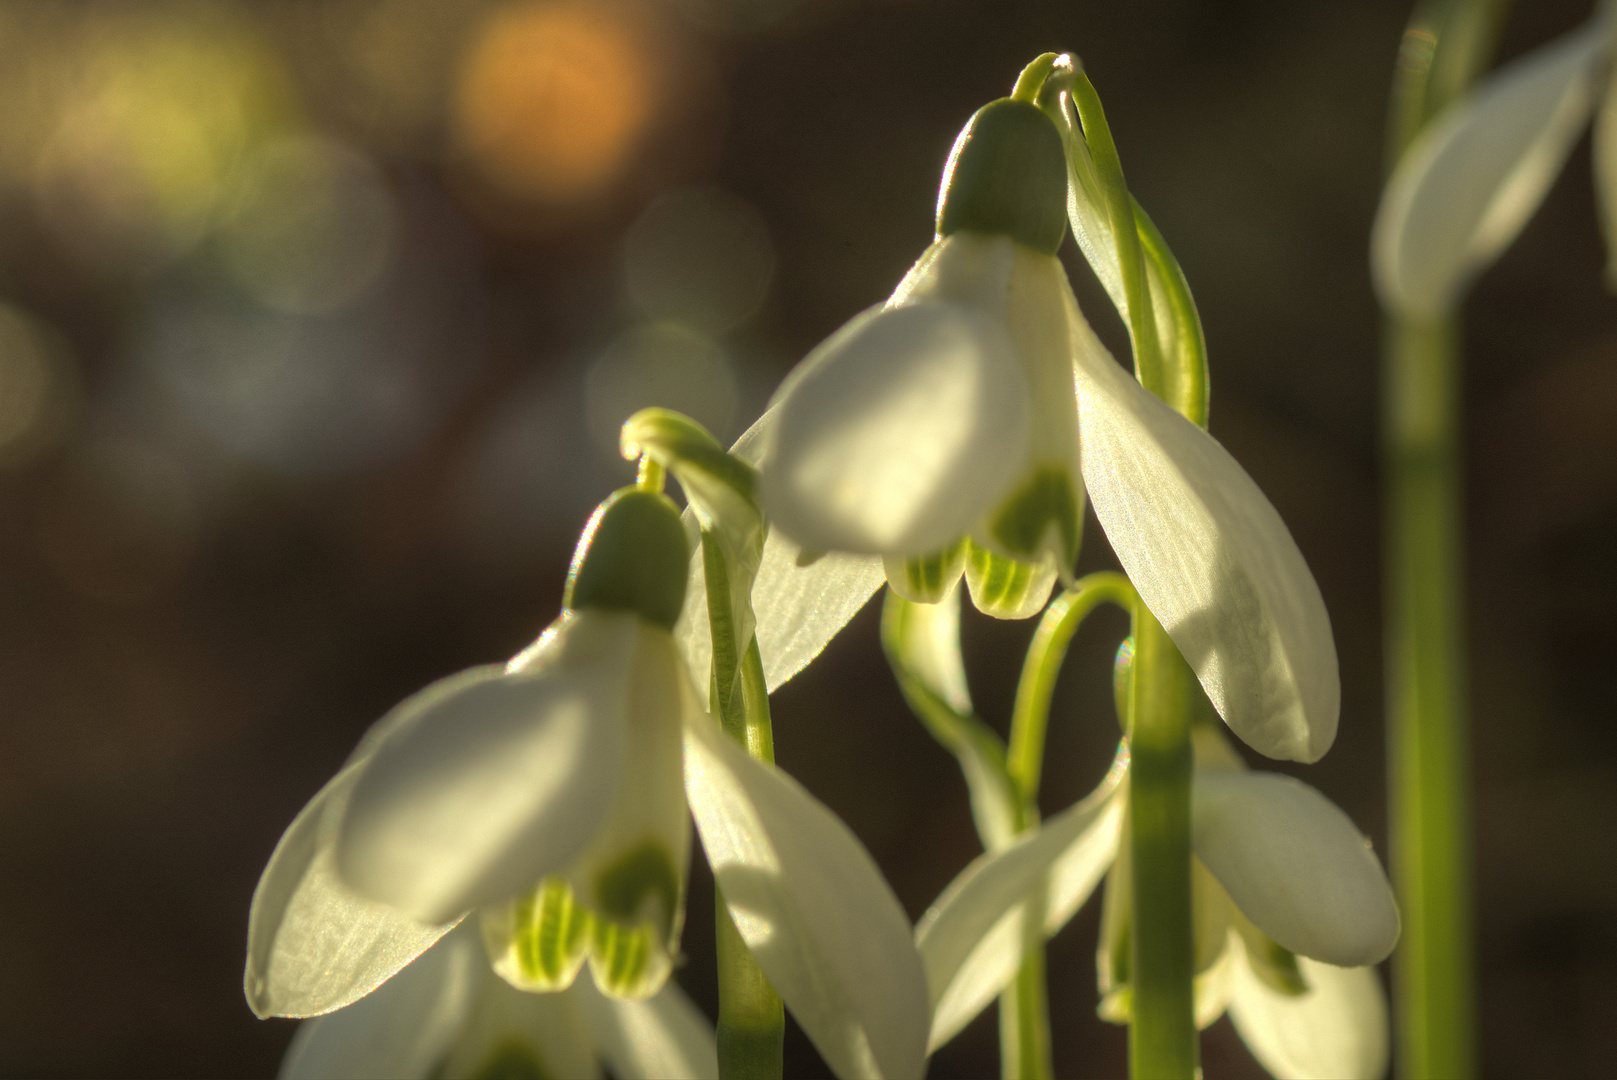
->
[749,93,1339,763]
[279,922,718,1080]
[913,725,1398,1079]
[248,489,932,1080]
[1373,11,1616,318]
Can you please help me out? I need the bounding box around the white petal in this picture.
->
[675,409,885,710]
[338,613,641,924]
[439,969,601,1080]
[1372,22,1608,319]
[1227,936,1390,1080]
[1071,305,1338,762]
[246,758,457,1019]
[760,299,1030,556]
[684,710,930,1080]
[1193,773,1399,967]
[572,976,720,1080]
[914,752,1126,1051]
[278,924,482,1079]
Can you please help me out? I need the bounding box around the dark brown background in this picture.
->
[0,0,1612,1076]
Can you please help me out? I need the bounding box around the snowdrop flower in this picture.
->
[915,723,1398,1079]
[279,922,718,1079]
[1373,8,1616,318]
[247,487,931,1080]
[750,91,1340,762]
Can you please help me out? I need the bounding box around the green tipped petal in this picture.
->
[883,538,968,605]
[483,877,593,992]
[963,540,1057,620]
[1227,940,1389,1080]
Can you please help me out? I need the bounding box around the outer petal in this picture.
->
[1227,936,1390,1080]
[278,924,483,1079]
[759,297,1030,556]
[1071,303,1338,762]
[675,409,885,709]
[1372,22,1607,319]
[245,671,500,1017]
[247,763,457,1018]
[1193,773,1399,967]
[338,613,638,924]
[914,760,1125,1051]
[572,976,720,1080]
[684,708,930,1080]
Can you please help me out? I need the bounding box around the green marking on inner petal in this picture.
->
[590,915,670,999]
[594,840,681,939]
[468,1040,551,1080]
[885,537,968,604]
[508,877,591,989]
[964,540,1056,620]
[987,464,1080,570]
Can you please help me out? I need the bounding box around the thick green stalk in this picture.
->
[1381,4,1505,1075]
[1126,605,1196,1080]
[706,533,784,1080]
[1384,317,1473,1080]
[1069,67,1196,1078]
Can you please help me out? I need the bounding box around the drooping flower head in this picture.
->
[754,74,1340,764]
[248,478,933,1080]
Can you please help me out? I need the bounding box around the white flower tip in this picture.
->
[761,300,1030,556]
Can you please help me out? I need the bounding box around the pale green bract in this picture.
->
[248,606,932,1080]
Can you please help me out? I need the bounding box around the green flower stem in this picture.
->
[1382,4,1506,1075]
[1384,316,1474,1080]
[992,572,1137,1080]
[636,454,666,492]
[1126,605,1197,1080]
[1010,53,1062,105]
[1008,572,1137,814]
[706,536,784,1080]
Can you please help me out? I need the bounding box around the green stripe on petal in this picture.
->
[963,540,1057,620]
[589,915,673,1000]
[883,538,968,605]
[483,878,593,992]
[985,464,1080,570]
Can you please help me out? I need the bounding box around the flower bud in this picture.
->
[936,99,1068,255]
[565,488,689,630]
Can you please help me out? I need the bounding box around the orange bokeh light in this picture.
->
[454,2,655,205]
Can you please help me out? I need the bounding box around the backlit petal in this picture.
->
[1193,773,1399,967]
[277,924,482,1079]
[915,751,1126,1051]
[684,709,930,1080]
[1071,302,1338,762]
[1372,22,1607,319]
[246,678,485,1019]
[338,613,639,924]
[573,976,720,1080]
[1227,935,1390,1080]
[675,410,885,709]
[760,300,1029,556]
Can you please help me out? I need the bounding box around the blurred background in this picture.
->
[0,0,1612,1076]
